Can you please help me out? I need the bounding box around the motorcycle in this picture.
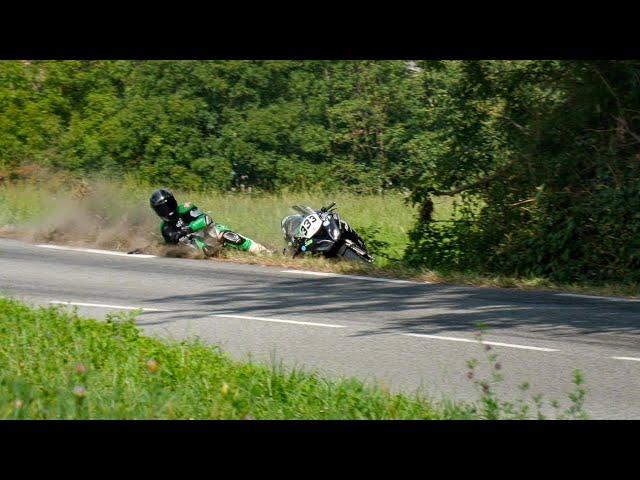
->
[281,202,374,263]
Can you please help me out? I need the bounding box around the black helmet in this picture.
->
[150,189,178,222]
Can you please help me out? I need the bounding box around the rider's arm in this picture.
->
[187,209,213,233]
[161,222,184,244]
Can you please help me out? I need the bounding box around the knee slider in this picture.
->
[221,231,245,246]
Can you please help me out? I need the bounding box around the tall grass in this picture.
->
[1,178,456,265]
[186,190,418,257]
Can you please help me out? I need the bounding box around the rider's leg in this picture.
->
[214,224,268,253]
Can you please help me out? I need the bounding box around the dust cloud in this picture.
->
[2,181,220,259]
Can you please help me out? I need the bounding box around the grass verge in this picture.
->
[0,297,461,419]
[1,177,638,299]
[0,298,589,419]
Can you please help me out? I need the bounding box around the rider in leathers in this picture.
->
[149,189,267,253]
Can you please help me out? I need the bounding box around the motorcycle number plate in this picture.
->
[298,214,321,238]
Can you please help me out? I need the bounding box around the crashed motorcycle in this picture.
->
[281,203,374,263]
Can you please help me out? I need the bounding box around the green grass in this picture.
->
[0,297,470,420]
[184,189,423,263]
[0,183,51,226]
[0,298,589,420]
[0,177,453,267]
[0,177,430,263]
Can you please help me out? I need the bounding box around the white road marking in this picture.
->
[36,244,156,258]
[401,333,559,352]
[475,304,518,310]
[282,270,335,277]
[49,301,169,312]
[557,293,640,303]
[210,314,345,328]
[281,270,419,284]
[611,356,640,362]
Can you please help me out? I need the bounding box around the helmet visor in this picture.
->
[153,198,177,221]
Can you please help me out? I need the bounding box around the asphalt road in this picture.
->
[2,237,640,419]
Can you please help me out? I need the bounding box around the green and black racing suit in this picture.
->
[160,202,265,253]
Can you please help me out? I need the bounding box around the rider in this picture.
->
[149,189,267,253]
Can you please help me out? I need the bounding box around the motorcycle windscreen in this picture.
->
[292,205,316,216]
[282,215,304,240]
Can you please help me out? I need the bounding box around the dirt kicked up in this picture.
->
[0,181,226,260]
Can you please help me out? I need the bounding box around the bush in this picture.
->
[406,60,640,284]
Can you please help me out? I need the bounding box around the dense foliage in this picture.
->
[405,61,640,283]
[1,60,639,283]
[0,60,420,193]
